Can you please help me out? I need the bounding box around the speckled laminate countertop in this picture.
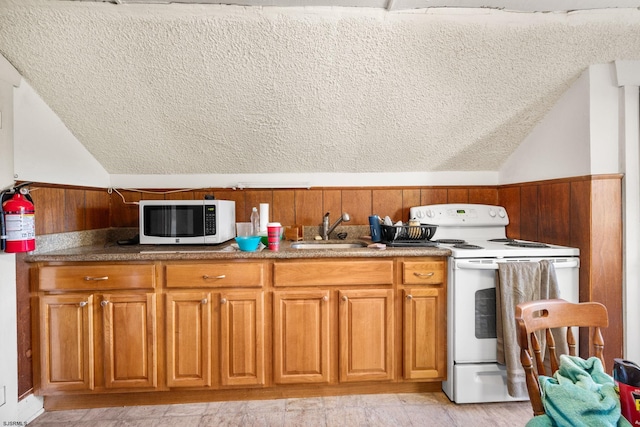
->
[26,239,451,263]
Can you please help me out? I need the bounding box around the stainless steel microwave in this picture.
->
[139,199,235,244]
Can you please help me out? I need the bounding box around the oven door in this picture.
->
[450,257,580,364]
[450,259,500,363]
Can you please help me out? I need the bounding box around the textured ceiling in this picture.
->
[1,0,640,176]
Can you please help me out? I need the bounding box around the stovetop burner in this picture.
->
[506,241,550,248]
[436,239,466,244]
[453,243,484,250]
[488,238,515,243]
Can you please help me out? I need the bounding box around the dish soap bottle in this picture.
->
[250,207,260,236]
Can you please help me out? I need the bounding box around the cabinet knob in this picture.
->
[201,298,208,305]
[322,295,329,302]
[101,300,109,307]
[84,276,109,281]
[203,274,226,280]
[220,298,227,305]
[341,295,348,302]
[406,294,413,301]
[413,272,435,279]
[78,301,88,307]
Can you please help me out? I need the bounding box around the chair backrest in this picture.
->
[515,298,609,416]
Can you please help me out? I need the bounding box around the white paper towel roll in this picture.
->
[259,203,269,233]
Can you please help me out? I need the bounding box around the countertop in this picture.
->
[26,239,451,263]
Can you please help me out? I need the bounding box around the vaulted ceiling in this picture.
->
[1,0,640,176]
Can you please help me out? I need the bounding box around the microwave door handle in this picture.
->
[455,259,579,270]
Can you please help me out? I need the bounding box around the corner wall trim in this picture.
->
[615,60,640,87]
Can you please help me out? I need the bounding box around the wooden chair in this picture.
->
[515,298,609,416]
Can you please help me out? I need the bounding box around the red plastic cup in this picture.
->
[267,222,282,251]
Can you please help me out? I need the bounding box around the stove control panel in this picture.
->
[410,204,509,227]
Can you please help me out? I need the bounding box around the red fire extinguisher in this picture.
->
[2,189,36,253]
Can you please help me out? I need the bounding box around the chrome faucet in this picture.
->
[322,212,350,240]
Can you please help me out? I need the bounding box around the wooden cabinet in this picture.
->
[219,290,265,387]
[339,289,394,382]
[273,259,396,385]
[401,260,447,381]
[165,262,266,389]
[35,264,157,394]
[273,290,331,384]
[39,294,94,393]
[33,255,447,403]
[166,291,212,388]
[102,292,157,389]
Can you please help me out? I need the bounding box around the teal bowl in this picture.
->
[235,236,261,252]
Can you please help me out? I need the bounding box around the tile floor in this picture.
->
[27,392,534,426]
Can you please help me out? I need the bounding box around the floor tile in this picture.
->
[285,397,324,411]
[28,392,534,427]
[364,405,412,427]
[242,410,286,427]
[283,408,327,426]
[121,404,169,419]
[80,406,130,421]
[164,402,210,417]
[152,415,202,427]
[325,406,367,426]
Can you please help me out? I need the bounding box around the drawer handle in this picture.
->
[101,300,109,307]
[84,276,109,281]
[406,294,413,301]
[79,301,88,307]
[220,298,227,305]
[341,295,348,302]
[203,274,226,280]
[201,298,208,305]
[322,295,329,302]
[413,272,435,279]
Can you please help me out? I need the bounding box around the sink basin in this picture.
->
[290,241,368,250]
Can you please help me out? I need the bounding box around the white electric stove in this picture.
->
[409,203,580,404]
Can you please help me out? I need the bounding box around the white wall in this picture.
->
[499,63,620,185]
[13,80,110,188]
[615,60,640,363]
[0,56,43,424]
[499,69,592,184]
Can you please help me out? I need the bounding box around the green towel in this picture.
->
[525,355,632,427]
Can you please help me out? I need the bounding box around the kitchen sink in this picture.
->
[290,241,368,249]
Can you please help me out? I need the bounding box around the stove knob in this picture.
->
[415,210,424,219]
[498,209,506,218]
[489,209,496,217]
[426,209,435,218]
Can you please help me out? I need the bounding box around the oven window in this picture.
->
[475,288,497,339]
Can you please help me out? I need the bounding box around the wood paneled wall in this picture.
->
[499,175,623,363]
[109,187,499,228]
[17,176,623,397]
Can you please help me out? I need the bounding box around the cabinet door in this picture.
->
[339,289,394,382]
[220,291,265,387]
[101,293,157,389]
[166,291,212,388]
[273,290,331,384]
[403,287,446,380]
[39,294,94,393]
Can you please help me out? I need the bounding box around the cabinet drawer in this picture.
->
[39,264,156,291]
[402,261,445,285]
[274,260,393,287]
[166,262,265,288]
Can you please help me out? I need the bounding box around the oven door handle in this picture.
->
[455,259,579,270]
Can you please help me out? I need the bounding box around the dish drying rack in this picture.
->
[380,224,438,247]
